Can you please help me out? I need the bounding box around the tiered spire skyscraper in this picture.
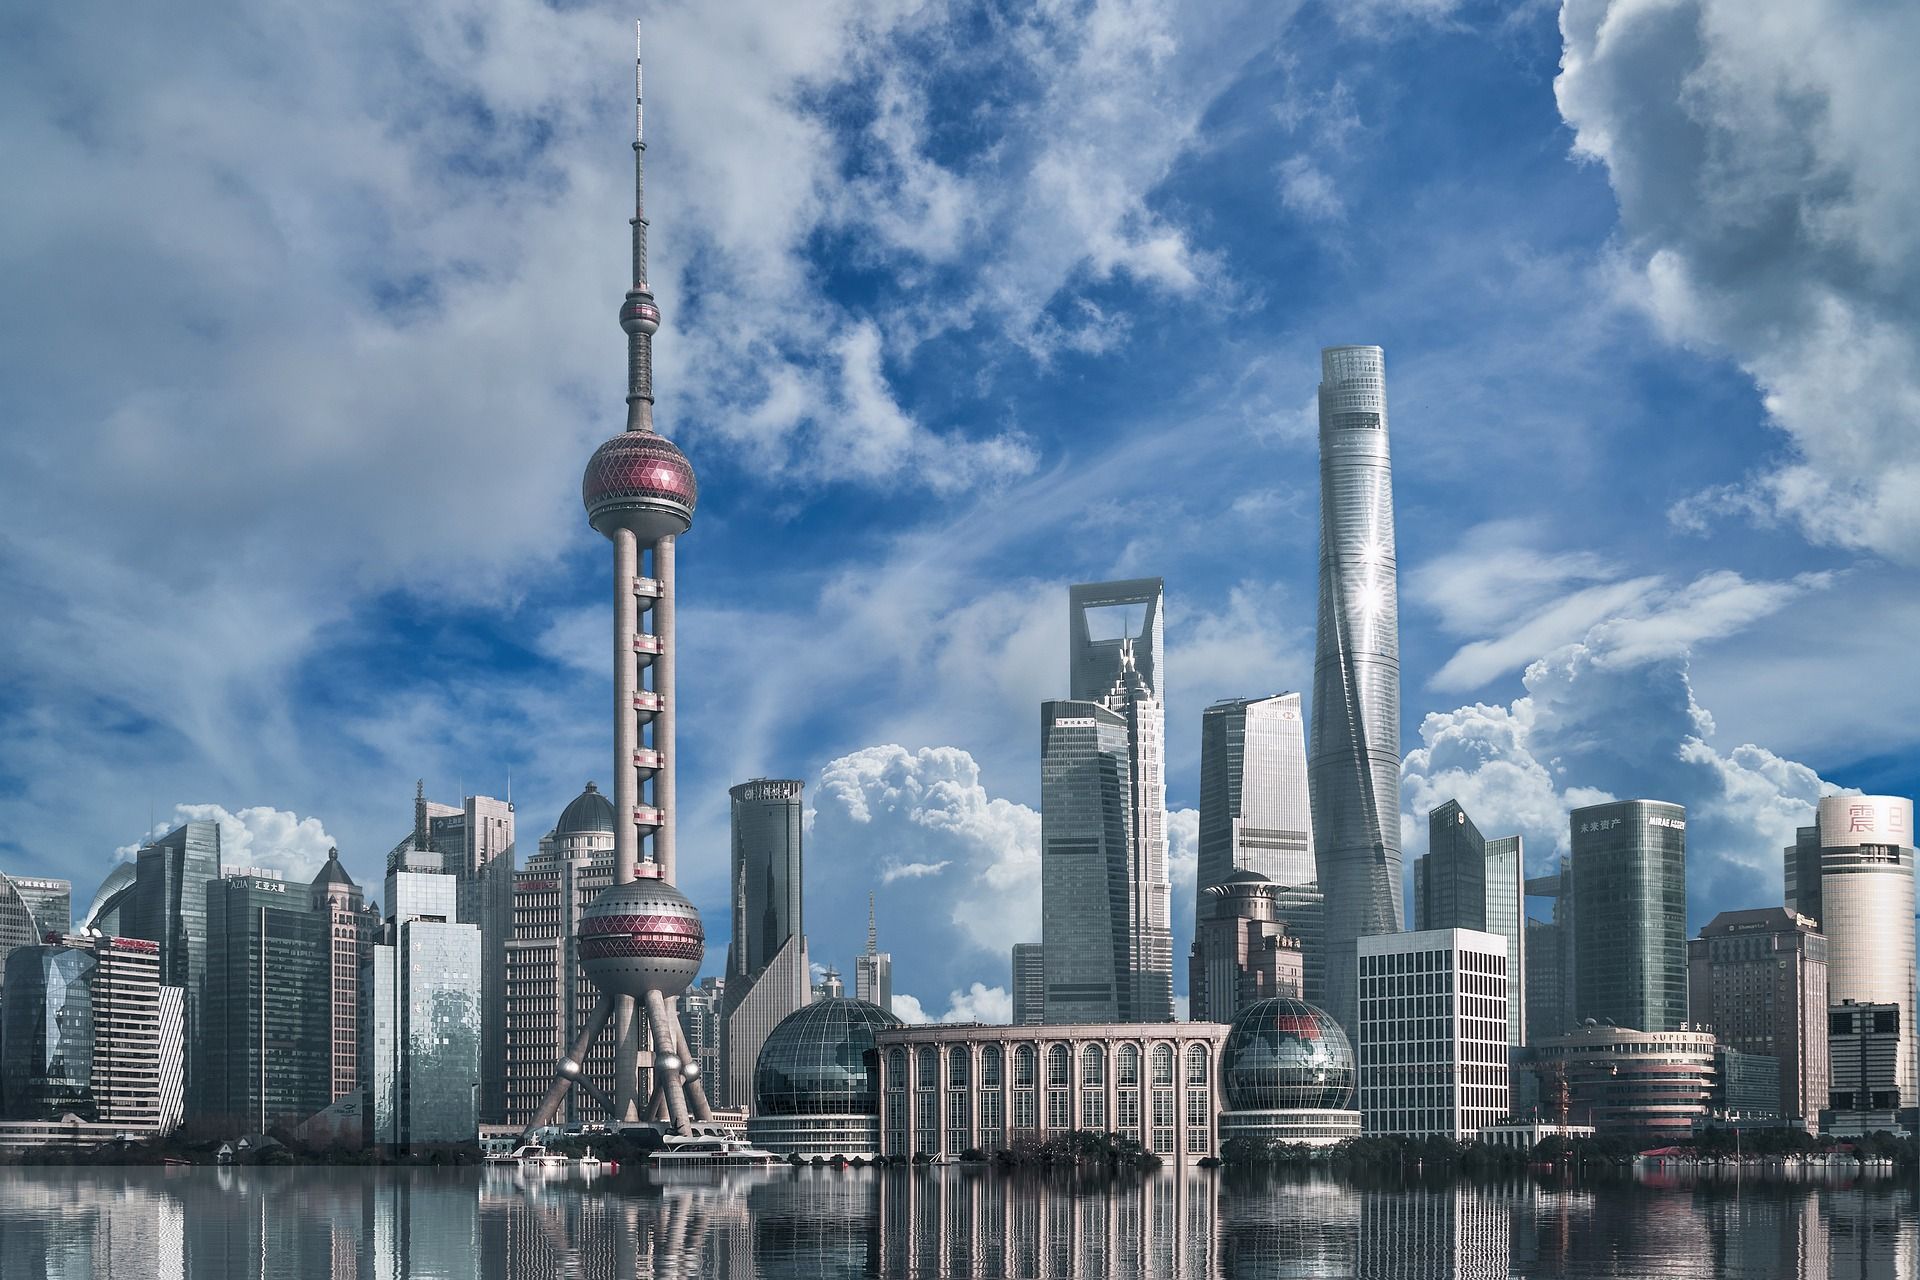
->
[526,25,712,1134]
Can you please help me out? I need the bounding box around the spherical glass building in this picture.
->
[745,997,901,1160]
[1217,996,1361,1148]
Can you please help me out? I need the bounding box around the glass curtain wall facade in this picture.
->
[1308,345,1403,1038]
[1416,802,1486,933]
[1482,836,1526,1048]
[0,945,94,1118]
[1011,944,1045,1026]
[1570,800,1687,1032]
[201,872,332,1131]
[721,779,808,1110]
[4,875,71,941]
[1040,702,1134,1023]
[1196,694,1317,1004]
[125,820,221,1112]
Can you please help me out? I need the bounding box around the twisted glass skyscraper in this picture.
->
[1308,345,1402,1037]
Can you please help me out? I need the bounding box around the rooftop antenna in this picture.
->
[867,891,878,956]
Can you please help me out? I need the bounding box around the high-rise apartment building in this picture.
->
[0,934,176,1132]
[201,870,332,1130]
[505,783,618,1126]
[124,820,222,1113]
[363,869,481,1149]
[721,779,809,1111]
[855,893,893,1014]
[1415,805,1526,1047]
[1040,700,1136,1023]
[1197,694,1318,993]
[1688,907,1828,1130]
[1358,929,1510,1140]
[309,849,374,1104]
[1068,578,1173,1022]
[1188,871,1305,1023]
[1308,345,1403,1037]
[1808,795,1916,1112]
[1570,800,1687,1032]
[1011,944,1045,1026]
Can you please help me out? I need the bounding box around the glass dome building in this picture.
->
[745,997,901,1159]
[1217,996,1361,1148]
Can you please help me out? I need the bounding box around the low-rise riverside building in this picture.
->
[1520,1024,1719,1140]
[745,997,901,1160]
[1216,997,1362,1148]
[874,1022,1229,1162]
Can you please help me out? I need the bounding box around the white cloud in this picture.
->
[879,858,952,884]
[114,804,340,883]
[813,745,1041,957]
[1277,156,1344,222]
[1557,0,1920,562]
[1413,520,1835,692]
[1403,614,1845,917]
[892,983,1013,1025]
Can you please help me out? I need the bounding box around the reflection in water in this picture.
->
[0,1165,1911,1279]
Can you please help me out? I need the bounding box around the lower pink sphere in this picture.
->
[577,878,704,999]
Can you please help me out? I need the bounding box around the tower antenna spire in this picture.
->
[621,20,662,433]
[867,891,878,956]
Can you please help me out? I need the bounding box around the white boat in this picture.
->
[647,1132,785,1168]
[506,1143,570,1167]
[575,1150,604,1172]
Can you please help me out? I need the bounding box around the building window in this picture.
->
[947,1046,970,1087]
[1047,1044,1071,1088]
[1151,1044,1174,1086]
[1117,1044,1140,1086]
[980,1045,1002,1088]
[1185,1044,1209,1085]
[1014,1045,1037,1088]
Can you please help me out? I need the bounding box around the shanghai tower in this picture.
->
[1308,345,1402,1037]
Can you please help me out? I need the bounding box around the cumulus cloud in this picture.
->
[1403,615,1844,922]
[813,745,1041,957]
[114,804,340,884]
[1556,0,1920,562]
[892,983,1013,1025]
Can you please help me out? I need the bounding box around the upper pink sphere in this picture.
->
[583,430,698,540]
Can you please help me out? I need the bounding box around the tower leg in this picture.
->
[672,1020,712,1121]
[614,995,643,1122]
[524,993,616,1136]
[644,989,691,1132]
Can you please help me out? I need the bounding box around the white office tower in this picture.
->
[1358,929,1509,1140]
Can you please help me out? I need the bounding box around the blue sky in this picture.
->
[3,0,1916,1022]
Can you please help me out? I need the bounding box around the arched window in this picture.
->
[1117,1044,1141,1087]
[917,1046,940,1089]
[888,1048,908,1087]
[1046,1044,1071,1088]
[948,1046,970,1087]
[980,1044,1003,1087]
[1185,1043,1209,1085]
[1014,1045,1037,1088]
[1151,1044,1174,1086]
[1081,1044,1106,1086]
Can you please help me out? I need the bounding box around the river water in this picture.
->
[0,1164,1911,1278]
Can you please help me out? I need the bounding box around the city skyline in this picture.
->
[2,4,1918,1024]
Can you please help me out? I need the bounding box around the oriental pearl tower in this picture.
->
[525,23,712,1136]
